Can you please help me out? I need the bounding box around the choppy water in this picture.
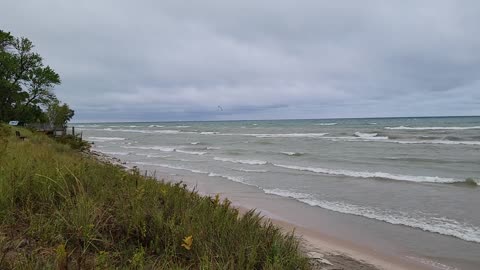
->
[78,116,480,269]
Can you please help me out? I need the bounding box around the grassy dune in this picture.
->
[0,125,309,269]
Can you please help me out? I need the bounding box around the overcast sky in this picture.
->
[2,1,480,122]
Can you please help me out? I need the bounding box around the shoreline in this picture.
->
[89,149,433,270]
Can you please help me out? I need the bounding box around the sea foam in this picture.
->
[213,157,268,165]
[131,161,208,174]
[353,132,388,140]
[314,123,337,126]
[263,188,480,244]
[385,126,480,130]
[273,164,463,184]
[88,136,126,142]
[281,152,304,156]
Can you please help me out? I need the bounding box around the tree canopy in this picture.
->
[0,30,72,125]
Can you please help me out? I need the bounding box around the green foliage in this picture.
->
[47,99,74,127]
[55,134,90,150]
[0,133,310,269]
[0,29,70,124]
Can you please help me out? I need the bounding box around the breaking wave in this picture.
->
[263,188,480,244]
[207,173,250,185]
[87,136,126,142]
[272,164,466,184]
[233,168,269,173]
[176,149,206,155]
[123,146,205,155]
[281,152,304,156]
[131,161,208,174]
[385,126,480,130]
[314,123,337,126]
[245,133,328,138]
[213,157,268,165]
[353,132,389,140]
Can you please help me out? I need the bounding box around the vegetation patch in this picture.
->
[0,126,309,269]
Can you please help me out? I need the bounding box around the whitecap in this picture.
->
[243,133,328,138]
[214,157,268,165]
[354,132,389,140]
[281,152,304,156]
[123,146,176,152]
[88,136,126,142]
[176,149,206,155]
[314,123,337,126]
[94,150,130,156]
[385,126,480,130]
[131,161,208,174]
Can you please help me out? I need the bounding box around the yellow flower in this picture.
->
[181,235,193,250]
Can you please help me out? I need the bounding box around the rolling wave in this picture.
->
[214,157,268,165]
[88,136,126,142]
[123,146,175,152]
[207,173,249,185]
[263,188,480,244]
[176,149,206,155]
[94,149,130,156]
[353,132,389,140]
[131,161,208,174]
[233,168,269,173]
[272,164,466,184]
[314,123,337,126]
[281,152,304,156]
[244,133,328,138]
[324,136,480,145]
[123,146,205,155]
[385,126,480,130]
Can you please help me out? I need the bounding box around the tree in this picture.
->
[47,100,74,128]
[0,30,63,123]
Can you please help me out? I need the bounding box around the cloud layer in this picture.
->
[2,0,479,121]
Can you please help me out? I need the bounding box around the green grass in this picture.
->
[0,124,310,269]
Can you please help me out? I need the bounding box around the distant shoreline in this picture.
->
[71,114,480,125]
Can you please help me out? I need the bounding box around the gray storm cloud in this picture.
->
[1,0,479,121]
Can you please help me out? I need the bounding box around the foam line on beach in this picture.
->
[272,164,466,184]
[263,188,480,244]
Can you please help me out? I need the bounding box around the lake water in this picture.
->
[77,116,480,269]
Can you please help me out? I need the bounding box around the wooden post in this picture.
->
[72,126,75,137]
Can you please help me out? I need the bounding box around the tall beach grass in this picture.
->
[0,124,309,269]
